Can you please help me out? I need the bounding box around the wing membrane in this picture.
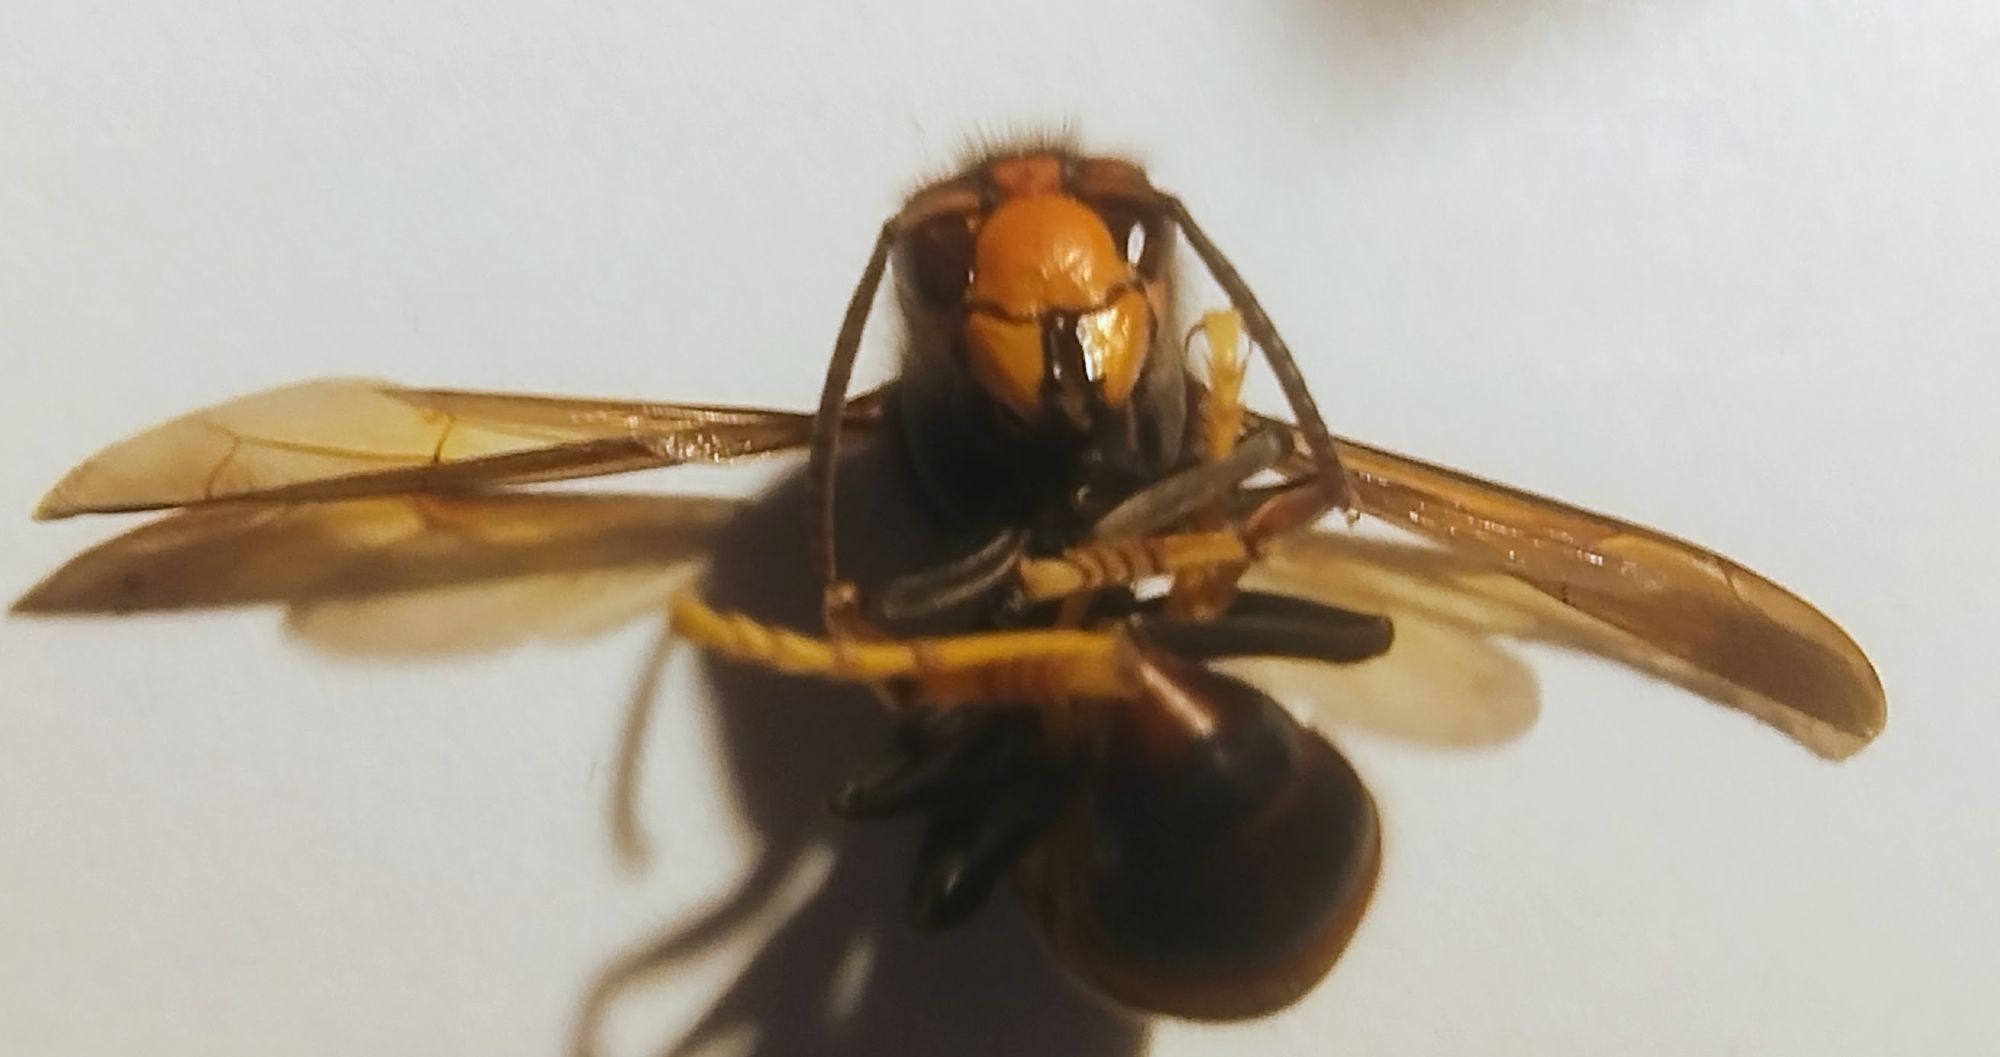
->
[13,492,739,654]
[1222,597,1542,750]
[34,380,880,519]
[1260,424,1885,759]
[21,377,1884,752]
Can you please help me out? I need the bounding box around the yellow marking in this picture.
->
[1198,309,1247,463]
[1016,530,1251,603]
[668,586,1135,707]
[1170,309,1251,619]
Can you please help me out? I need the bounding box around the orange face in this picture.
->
[950,180,1151,429]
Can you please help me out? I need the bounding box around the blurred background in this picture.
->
[4,2,1994,1055]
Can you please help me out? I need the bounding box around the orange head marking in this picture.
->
[963,194,1151,429]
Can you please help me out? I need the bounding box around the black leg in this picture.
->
[909,765,1075,930]
[1132,591,1394,666]
[830,706,1039,818]
[869,527,1028,623]
[1089,425,1290,538]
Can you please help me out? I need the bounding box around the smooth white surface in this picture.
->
[3,2,1994,1055]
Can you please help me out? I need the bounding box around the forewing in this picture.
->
[33,380,872,518]
[13,492,740,655]
[1261,446,1883,764]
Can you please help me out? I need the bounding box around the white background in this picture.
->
[4,2,1996,1055]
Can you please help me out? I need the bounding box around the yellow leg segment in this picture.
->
[1167,310,1253,620]
[668,585,1136,708]
[1014,529,1252,604]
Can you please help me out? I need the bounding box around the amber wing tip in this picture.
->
[1839,665,1891,755]
[9,560,91,613]
[1799,697,1888,762]
[1821,732,1876,762]
[31,484,78,521]
[1848,708,1890,754]
[9,583,54,615]
[9,544,120,616]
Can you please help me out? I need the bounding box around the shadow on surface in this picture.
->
[575,437,1149,1057]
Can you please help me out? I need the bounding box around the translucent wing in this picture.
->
[13,492,740,655]
[1261,425,1885,759]
[33,379,880,519]
[1221,585,1542,750]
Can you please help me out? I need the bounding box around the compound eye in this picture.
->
[1091,202,1168,276]
[900,212,977,307]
